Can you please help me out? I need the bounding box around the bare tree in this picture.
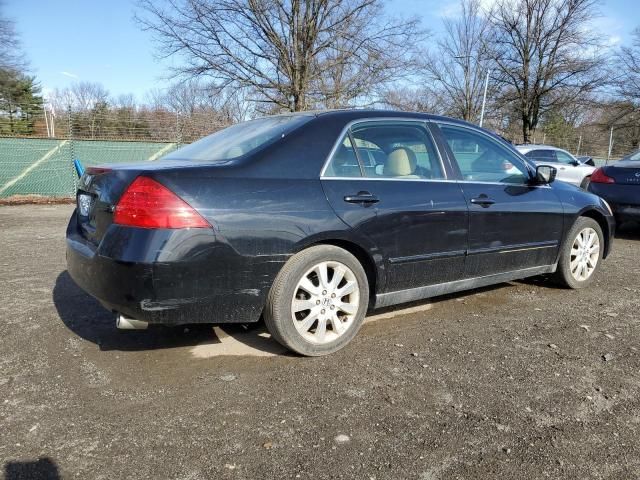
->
[50,82,110,112]
[617,28,640,104]
[136,0,425,112]
[424,0,496,122]
[0,3,25,71]
[610,27,640,149]
[488,0,607,142]
[378,86,444,114]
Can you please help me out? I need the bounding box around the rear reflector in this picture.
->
[114,176,210,229]
[590,167,615,184]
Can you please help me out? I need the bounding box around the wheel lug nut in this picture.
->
[321,309,326,314]
[331,293,336,298]
[316,300,321,305]
[322,290,327,295]
[330,305,335,310]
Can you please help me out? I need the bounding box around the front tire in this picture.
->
[553,217,603,289]
[264,245,369,356]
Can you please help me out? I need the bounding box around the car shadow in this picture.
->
[53,271,286,355]
[54,270,556,355]
[4,457,60,480]
[615,221,640,240]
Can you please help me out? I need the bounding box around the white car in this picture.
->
[516,144,595,189]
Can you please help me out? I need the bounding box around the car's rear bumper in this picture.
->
[66,211,286,325]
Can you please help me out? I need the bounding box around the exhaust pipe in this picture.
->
[116,313,148,330]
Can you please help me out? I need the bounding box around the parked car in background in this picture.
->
[66,110,614,356]
[576,155,596,167]
[588,150,640,226]
[516,144,595,189]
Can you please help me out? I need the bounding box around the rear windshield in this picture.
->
[163,114,312,162]
[622,150,640,162]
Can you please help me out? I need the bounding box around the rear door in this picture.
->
[433,122,564,278]
[321,119,469,293]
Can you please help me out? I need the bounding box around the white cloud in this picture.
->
[60,71,79,79]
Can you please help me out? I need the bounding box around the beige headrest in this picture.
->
[384,147,417,177]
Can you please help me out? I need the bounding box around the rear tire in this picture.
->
[553,217,603,289]
[264,245,369,356]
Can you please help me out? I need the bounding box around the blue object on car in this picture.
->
[73,159,84,178]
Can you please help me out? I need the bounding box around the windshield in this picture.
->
[622,150,640,162]
[164,114,312,162]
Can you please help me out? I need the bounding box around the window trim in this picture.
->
[433,120,537,183]
[319,117,448,181]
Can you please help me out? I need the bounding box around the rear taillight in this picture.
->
[590,167,615,184]
[114,176,210,229]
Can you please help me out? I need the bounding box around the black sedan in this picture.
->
[66,110,614,356]
[588,151,640,225]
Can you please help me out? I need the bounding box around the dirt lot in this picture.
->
[1,205,640,480]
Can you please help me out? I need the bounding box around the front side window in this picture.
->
[439,124,529,184]
[350,122,444,179]
[555,150,576,165]
[164,114,312,162]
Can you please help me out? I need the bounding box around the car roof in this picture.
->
[515,144,569,153]
[267,108,478,128]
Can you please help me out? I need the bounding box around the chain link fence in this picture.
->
[0,104,230,199]
[1,103,638,199]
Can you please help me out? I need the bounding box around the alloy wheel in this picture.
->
[570,227,600,282]
[291,261,360,344]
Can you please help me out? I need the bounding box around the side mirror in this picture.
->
[535,165,557,184]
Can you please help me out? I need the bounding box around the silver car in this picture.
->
[516,144,595,189]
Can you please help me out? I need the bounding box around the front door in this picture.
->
[433,122,564,278]
[321,120,468,293]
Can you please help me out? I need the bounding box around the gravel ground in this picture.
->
[1,205,640,480]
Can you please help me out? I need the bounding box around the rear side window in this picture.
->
[525,149,557,163]
[163,115,312,162]
[323,121,444,179]
[439,124,529,184]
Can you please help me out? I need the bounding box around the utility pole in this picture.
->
[479,69,490,128]
[607,126,614,164]
[577,135,582,156]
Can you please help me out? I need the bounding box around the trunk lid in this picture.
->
[75,167,140,246]
[607,161,640,185]
[74,159,227,246]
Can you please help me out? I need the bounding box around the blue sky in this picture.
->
[5,0,638,101]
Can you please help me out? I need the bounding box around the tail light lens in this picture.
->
[114,176,210,229]
[590,167,615,184]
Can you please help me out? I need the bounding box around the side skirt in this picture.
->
[374,264,557,309]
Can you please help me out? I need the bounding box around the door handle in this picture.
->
[470,196,495,207]
[344,191,379,204]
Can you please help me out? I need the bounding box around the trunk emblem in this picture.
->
[635,172,640,177]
